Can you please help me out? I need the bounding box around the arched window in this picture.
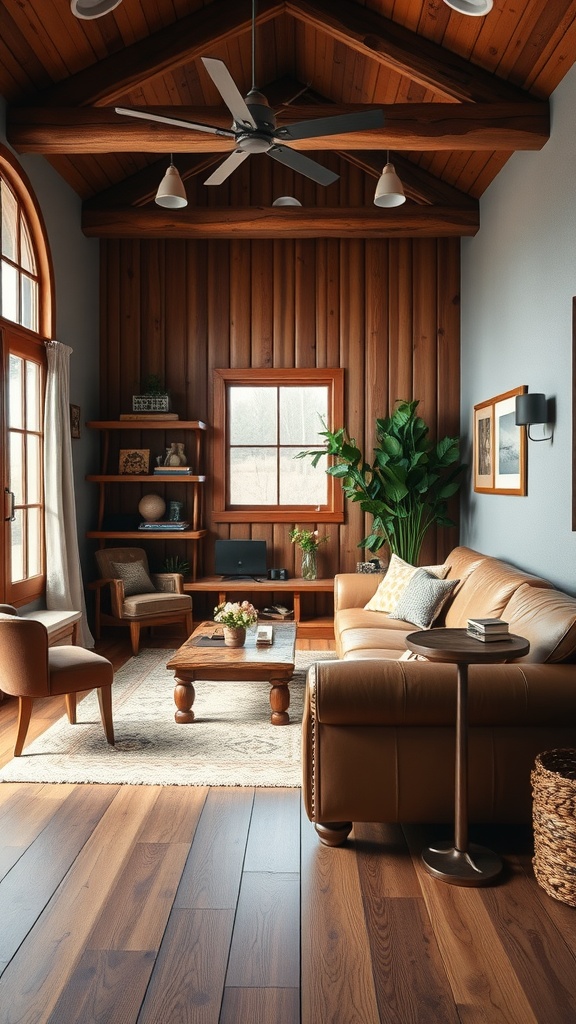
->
[0,147,53,605]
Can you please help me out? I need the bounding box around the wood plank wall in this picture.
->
[99,231,461,616]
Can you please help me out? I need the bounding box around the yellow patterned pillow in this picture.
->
[364,553,449,613]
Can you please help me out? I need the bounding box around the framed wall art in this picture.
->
[473,386,527,495]
[119,448,150,475]
[70,403,81,439]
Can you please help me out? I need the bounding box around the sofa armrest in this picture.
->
[334,572,384,613]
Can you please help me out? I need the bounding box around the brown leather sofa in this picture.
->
[302,546,576,845]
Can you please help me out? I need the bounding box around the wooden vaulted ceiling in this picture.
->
[1,0,575,239]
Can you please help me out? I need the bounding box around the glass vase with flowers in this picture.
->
[289,527,329,581]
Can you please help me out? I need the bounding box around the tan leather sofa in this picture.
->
[302,546,576,845]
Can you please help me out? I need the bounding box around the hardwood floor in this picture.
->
[1,634,576,1023]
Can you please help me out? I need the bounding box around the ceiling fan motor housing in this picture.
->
[235,90,277,152]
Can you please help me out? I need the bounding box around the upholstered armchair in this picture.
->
[0,611,114,757]
[92,546,193,655]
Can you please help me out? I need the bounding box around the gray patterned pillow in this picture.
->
[112,560,156,596]
[387,568,459,630]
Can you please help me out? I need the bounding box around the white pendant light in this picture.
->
[442,0,493,15]
[155,158,188,209]
[374,157,406,208]
[272,196,302,206]
[70,0,123,18]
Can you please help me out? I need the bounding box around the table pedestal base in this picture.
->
[422,842,502,886]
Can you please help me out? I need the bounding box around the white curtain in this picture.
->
[44,341,94,647]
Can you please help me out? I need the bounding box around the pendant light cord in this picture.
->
[251,0,257,91]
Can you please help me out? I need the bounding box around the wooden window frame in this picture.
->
[212,367,345,524]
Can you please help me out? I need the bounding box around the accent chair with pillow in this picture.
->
[92,546,193,655]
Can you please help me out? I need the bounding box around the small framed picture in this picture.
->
[473,386,527,495]
[119,448,150,475]
[70,404,81,439]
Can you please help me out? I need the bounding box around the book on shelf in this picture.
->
[466,628,512,643]
[467,617,509,633]
[259,604,294,621]
[119,413,180,420]
[153,466,193,474]
[138,521,190,531]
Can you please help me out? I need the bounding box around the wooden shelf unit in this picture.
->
[86,420,208,579]
[184,576,335,640]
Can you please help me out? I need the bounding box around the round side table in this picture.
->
[405,627,530,886]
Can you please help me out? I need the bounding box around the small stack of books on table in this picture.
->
[138,521,190,531]
[467,617,510,642]
[256,624,274,647]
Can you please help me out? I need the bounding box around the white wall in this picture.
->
[460,61,576,593]
[0,97,100,579]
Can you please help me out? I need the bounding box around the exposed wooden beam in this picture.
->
[34,0,283,107]
[8,103,549,154]
[81,206,479,239]
[287,0,532,103]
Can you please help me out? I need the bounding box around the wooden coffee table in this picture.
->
[165,620,297,725]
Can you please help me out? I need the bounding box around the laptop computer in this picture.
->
[214,539,267,580]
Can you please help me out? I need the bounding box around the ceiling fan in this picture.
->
[115,2,384,188]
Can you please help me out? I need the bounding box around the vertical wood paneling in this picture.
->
[101,211,461,572]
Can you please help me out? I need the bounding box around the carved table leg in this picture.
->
[269,677,290,725]
[173,674,196,723]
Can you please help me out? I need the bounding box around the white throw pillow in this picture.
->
[387,568,459,630]
[364,553,450,613]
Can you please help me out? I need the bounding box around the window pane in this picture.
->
[10,510,24,583]
[26,359,40,431]
[279,448,328,505]
[279,386,328,444]
[20,218,36,273]
[229,387,277,445]
[1,180,17,260]
[26,434,41,504]
[2,259,18,322]
[21,274,38,331]
[9,354,23,429]
[230,448,278,504]
[9,432,23,503]
[27,507,42,578]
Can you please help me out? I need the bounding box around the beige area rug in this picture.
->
[0,648,336,788]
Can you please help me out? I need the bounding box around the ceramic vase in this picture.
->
[301,549,317,581]
[223,626,246,647]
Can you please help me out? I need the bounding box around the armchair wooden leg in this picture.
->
[65,692,77,724]
[314,821,353,847]
[97,687,115,745]
[129,622,141,656]
[185,610,193,636]
[14,696,33,757]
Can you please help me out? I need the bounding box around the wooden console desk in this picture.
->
[183,576,334,640]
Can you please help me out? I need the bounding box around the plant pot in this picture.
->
[223,626,246,647]
[301,549,317,581]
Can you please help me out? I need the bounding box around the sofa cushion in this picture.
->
[388,569,460,630]
[112,560,156,596]
[443,555,552,628]
[503,583,576,663]
[364,554,449,613]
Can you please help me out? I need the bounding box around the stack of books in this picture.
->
[259,604,294,621]
[256,624,274,647]
[138,520,190,531]
[467,617,510,642]
[153,465,193,475]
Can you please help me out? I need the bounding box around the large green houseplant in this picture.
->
[298,399,465,565]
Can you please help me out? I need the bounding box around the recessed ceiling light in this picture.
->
[70,0,123,19]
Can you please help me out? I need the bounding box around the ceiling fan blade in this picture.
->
[204,150,250,186]
[275,108,384,142]
[115,106,235,138]
[201,58,256,130]
[267,146,339,186]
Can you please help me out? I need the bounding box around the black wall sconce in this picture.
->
[515,393,554,441]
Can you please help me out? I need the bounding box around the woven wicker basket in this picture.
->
[531,748,576,906]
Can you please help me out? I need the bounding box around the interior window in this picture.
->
[213,368,344,524]
[1,177,39,332]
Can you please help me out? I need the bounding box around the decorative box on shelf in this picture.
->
[132,394,170,413]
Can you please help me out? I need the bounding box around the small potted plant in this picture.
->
[132,374,171,414]
[214,600,258,647]
[289,526,329,581]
